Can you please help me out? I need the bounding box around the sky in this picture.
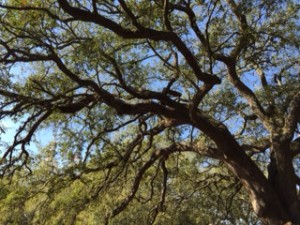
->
[0,117,54,157]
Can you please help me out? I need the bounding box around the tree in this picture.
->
[0,0,299,224]
[0,147,257,225]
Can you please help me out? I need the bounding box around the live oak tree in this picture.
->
[0,0,299,224]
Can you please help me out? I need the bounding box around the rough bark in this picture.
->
[202,126,290,224]
[268,135,300,224]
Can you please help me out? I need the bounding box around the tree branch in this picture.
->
[285,91,300,139]
[57,0,221,85]
[226,59,270,126]
[111,145,177,217]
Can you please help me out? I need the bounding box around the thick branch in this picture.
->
[225,0,254,58]
[285,91,300,139]
[57,0,220,85]
[226,60,270,126]
[169,3,228,62]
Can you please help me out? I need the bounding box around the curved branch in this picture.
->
[1,110,52,175]
[118,0,143,29]
[57,0,220,85]
[226,60,270,126]
[147,158,168,225]
[111,145,174,217]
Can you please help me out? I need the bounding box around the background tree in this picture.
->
[0,0,299,224]
[0,145,257,225]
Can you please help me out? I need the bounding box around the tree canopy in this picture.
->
[0,0,299,224]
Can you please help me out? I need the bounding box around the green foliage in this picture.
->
[0,0,299,224]
[0,152,257,225]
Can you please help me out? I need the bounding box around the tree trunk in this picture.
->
[192,111,300,224]
[205,127,296,224]
[219,143,289,224]
[268,135,300,224]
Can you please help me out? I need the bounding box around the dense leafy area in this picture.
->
[0,148,256,224]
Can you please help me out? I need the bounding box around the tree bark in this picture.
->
[268,135,300,224]
[196,120,293,224]
[215,134,289,224]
